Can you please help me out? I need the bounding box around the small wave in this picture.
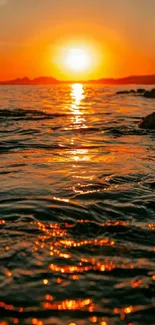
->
[0,109,68,121]
[104,126,147,137]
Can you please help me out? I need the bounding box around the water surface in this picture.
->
[0,84,155,325]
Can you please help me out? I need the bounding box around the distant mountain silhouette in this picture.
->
[1,74,155,85]
[0,76,59,85]
[33,77,60,85]
[91,75,155,85]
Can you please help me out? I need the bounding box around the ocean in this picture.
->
[0,84,155,325]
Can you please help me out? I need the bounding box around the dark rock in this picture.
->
[143,89,155,98]
[137,88,145,94]
[116,88,155,98]
[116,90,135,95]
[139,112,155,129]
[116,91,130,95]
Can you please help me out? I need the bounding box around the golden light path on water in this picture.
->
[71,83,85,112]
[70,84,89,162]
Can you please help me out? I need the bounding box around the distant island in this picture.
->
[0,76,59,85]
[1,75,155,85]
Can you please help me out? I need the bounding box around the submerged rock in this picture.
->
[116,90,136,95]
[139,112,155,129]
[116,91,130,95]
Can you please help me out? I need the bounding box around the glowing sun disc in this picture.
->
[65,48,90,71]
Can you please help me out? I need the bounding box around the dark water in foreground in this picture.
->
[0,84,155,325]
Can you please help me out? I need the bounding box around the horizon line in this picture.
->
[1,74,155,85]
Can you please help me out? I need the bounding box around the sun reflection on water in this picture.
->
[70,84,90,162]
[70,83,87,128]
[71,83,85,113]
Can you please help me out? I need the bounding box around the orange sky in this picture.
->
[0,0,155,80]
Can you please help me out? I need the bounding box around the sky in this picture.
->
[0,0,155,80]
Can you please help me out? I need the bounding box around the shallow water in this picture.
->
[0,84,155,325]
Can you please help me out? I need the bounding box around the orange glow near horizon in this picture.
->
[1,1,155,80]
[1,36,155,81]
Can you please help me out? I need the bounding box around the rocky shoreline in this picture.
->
[116,88,155,98]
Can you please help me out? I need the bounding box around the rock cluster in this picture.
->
[143,89,155,98]
[116,88,155,98]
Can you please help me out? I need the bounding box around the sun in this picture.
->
[52,41,101,80]
[65,48,91,72]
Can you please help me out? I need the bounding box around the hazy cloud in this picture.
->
[0,0,9,5]
[0,41,29,49]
